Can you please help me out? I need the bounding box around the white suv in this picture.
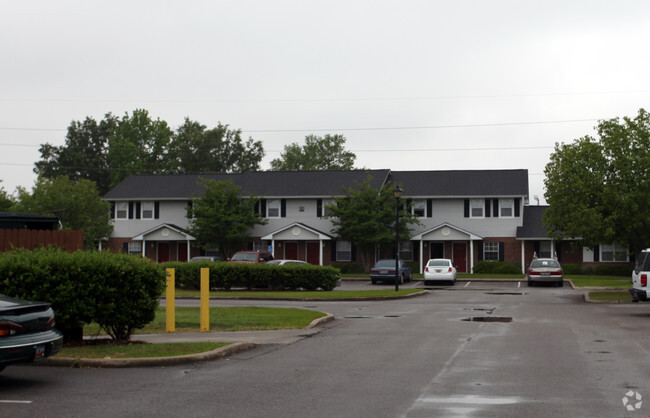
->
[630,248,650,302]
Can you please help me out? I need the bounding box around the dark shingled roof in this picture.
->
[390,169,529,197]
[103,170,391,200]
[516,205,550,239]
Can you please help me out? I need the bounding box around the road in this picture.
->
[2,281,649,417]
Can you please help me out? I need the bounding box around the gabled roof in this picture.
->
[390,169,529,197]
[103,170,391,200]
[516,205,550,239]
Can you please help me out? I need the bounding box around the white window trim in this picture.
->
[141,201,154,219]
[483,242,499,261]
[412,199,426,218]
[116,202,128,219]
[600,243,629,262]
[336,241,352,262]
[499,198,514,218]
[267,199,281,218]
[470,199,484,218]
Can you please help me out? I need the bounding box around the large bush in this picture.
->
[162,261,340,291]
[0,248,165,341]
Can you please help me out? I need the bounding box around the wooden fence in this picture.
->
[0,229,83,252]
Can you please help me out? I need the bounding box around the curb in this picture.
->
[169,289,430,302]
[583,292,635,304]
[38,313,335,368]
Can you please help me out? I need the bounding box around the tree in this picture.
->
[34,114,118,195]
[325,175,420,269]
[0,181,14,211]
[12,176,113,249]
[107,109,175,188]
[270,134,356,171]
[186,179,267,257]
[169,118,264,174]
[543,108,650,255]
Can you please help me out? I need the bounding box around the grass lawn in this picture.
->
[172,288,424,299]
[58,342,230,359]
[588,290,633,302]
[569,277,632,288]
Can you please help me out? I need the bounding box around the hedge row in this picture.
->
[0,248,166,341]
[562,263,632,277]
[162,261,341,291]
[473,260,522,274]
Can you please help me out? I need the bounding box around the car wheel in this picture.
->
[450,278,456,286]
[400,274,404,284]
[528,280,534,287]
[371,279,376,285]
[558,281,564,287]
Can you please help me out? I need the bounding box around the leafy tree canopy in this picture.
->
[34,110,265,195]
[325,175,420,268]
[186,179,267,258]
[169,118,264,174]
[34,113,118,195]
[12,176,113,249]
[270,134,356,171]
[543,108,650,255]
[0,182,14,212]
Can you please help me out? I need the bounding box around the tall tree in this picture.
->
[326,175,420,269]
[186,178,266,258]
[169,118,264,173]
[270,134,356,171]
[0,181,14,211]
[107,109,174,188]
[12,176,113,249]
[34,114,118,195]
[544,108,650,255]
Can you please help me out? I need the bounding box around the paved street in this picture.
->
[2,281,649,417]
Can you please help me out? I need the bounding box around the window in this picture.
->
[336,241,352,262]
[601,243,628,262]
[483,242,499,261]
[399,241,413,261]
[253,241,268,251]
[412,200,426,217]
[471,199,484,218]
[141,202,154,219]
[267,199,280,218]
[500,198,514,217]
[128,241,142,255]
[323,199,334,217]
[116,202,128,219]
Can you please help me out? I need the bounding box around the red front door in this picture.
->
[285,242,298,259]
[158,243,170,262]
[453,243,467,273]
[306,242,319,265]
[178,243,188,262]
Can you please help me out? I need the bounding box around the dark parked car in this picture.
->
[527,258,564,287]
[189,256,221,262]
[0,294,63,372]
[228,251,274,263]
[370,259,413,285]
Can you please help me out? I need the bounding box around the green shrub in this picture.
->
[473,260,521,274]
[595,263,632,277]
[562,263,583,275]
[332,263,364,274]
[0,248,165,342]
[161,262,340,291]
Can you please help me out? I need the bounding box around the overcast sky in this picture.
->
[2,1,650,204]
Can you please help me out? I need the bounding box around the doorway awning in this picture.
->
[261,223,334,241]
[412,223,483,241]
[132,224,196,241]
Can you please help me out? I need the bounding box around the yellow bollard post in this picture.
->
[165,268,175,333]
[200,267,210,332]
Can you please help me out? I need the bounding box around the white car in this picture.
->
[424,258,457,285]
[266,259,307,265]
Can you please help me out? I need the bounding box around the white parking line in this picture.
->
[464,281,471,288]
[0,400,33,404]
[517,281,521,288]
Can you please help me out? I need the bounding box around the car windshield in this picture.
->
[231,253,257,261]
[374,260,398,268]
[428,260,450,267]
[530,259,560,268]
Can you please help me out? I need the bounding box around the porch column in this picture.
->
[419,239,424,274]
[469,239,474,273]
[271,239,276,258]
[521,241,526,274]
[142,239,146,257]
[187,240,191,262]
[319,239,324,266]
